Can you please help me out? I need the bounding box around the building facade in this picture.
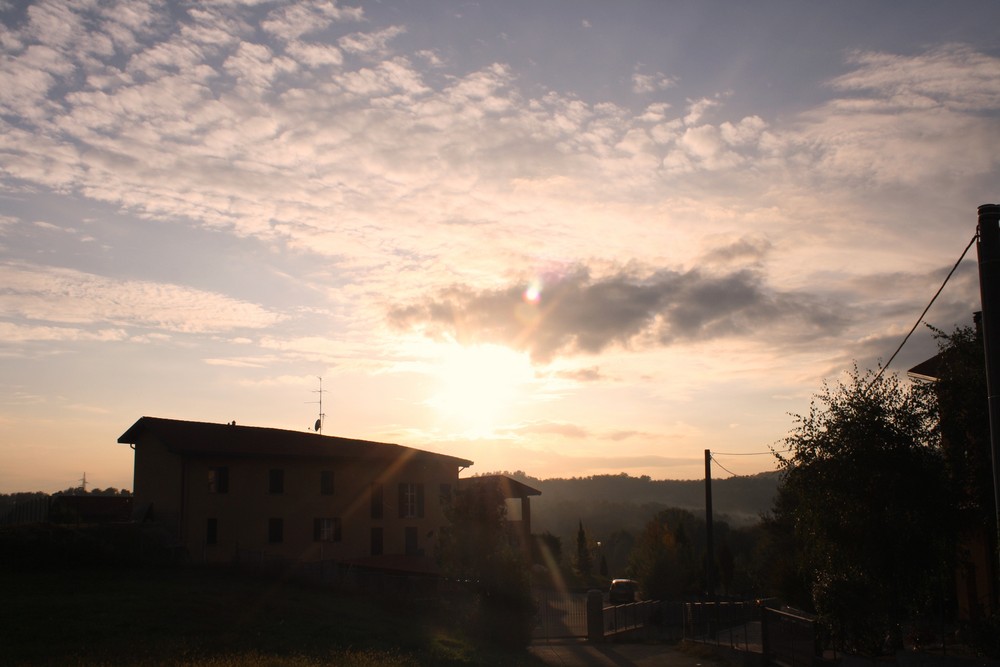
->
[119,416,473,570]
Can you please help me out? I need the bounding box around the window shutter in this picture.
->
[371,483,383,519]
[398,483,406,518]
[417,483,425,518]
[313,518,321,541]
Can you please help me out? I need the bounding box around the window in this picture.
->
[320,470,334,495]
[269,469,284,494]
[398,483,424,518]
[370,527,383,556]
[370,483,383,520]
[439,483,452,506]
[404,526,418,556]
[314,517,341,542]
[208,467,229,494]
[206,518,217,545]
[268,517,283,543]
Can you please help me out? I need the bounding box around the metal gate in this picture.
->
[533,588,589,639]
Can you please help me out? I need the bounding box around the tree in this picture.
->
[912,322,999,654]
[914,324,994,534]
[436,480,535,647]
[772,365,951,654]
[531,531,562,569]
[627,508,700,600]
[575,520,592,578]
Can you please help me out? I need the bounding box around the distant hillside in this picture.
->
[486,470,780,539]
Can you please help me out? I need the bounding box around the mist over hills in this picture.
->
[489,470,781,543]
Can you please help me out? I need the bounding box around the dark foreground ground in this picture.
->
[0,565,550,666]
[530,639,733,667]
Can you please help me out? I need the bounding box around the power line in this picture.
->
[869,233,977,388]
[709,454,740,478]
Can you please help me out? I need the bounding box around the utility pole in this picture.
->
[705,449,715,598]
[975,203,1000,581]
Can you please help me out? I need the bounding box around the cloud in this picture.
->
[262,1,364,42]
[548,366,608,383]
[0,262,284,336]
[631,70,676,94]
[338,25,406,56]
[503,421,589,438]
[787,45,1000,186]
[388,264,848,362]
[700,236,773,267]
[0,321,128,343]
[830,44,1000,112]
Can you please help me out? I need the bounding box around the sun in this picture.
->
[427,343,533,435]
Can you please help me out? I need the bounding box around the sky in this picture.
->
[1,0,999,494]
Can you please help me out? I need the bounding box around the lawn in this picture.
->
[0,565,544,666]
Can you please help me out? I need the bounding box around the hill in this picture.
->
[487,470,780,552]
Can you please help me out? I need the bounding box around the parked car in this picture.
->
[608,578,639,604]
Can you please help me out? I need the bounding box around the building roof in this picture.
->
[460,474,541,498]
[908,353,942,382]
[118,416,474,467]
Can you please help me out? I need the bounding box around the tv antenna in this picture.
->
[308,376,326,434]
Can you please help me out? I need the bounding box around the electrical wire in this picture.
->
[868,233,978,388]
[708,453,740,478]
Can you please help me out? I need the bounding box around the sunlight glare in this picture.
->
[428,343,534,436]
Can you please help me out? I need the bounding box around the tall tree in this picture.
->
[575,520,592,577]
[772,365,951,654]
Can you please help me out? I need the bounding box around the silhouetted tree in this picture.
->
[575,520,592,577]
[627,508,700,600]
[912,322,999,655]
[772,364,951,654]
[437,480,535,647]
[531,531,562,569]
[914,324,994,536]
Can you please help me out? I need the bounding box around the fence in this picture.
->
[685,599,764,652]
[603,599,660,638]
[235,550,446,599]
[533,588,589,639]
[0,496,51,525]
[684,600,820,667]
[763,607,821,667]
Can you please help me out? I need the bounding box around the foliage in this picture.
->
[575,519,592,577]
[530,531,561,568]
[0,522,182,569]
[436,480,536,647]
[627,508,701,599]
[0,566,542,666]
[912,322,999,657]
[913,324,994,529]
[772,364,951,654]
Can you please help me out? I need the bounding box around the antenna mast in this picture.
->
[309,376,326,434]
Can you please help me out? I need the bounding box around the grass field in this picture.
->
[0,565,544,666]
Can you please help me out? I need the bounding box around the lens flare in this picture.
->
[523,279,542,303]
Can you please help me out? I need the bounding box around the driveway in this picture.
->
[529,639,730,667]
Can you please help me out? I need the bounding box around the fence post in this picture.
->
[587,589,604,642]
[760,605,770,664]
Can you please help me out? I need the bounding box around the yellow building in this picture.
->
[119,416,473,571]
